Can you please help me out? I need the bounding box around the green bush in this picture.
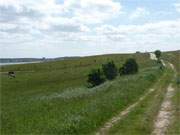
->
[119,58,138,75]
[102,61,118,80]
[87,68,105,87]
[155,50,161,59]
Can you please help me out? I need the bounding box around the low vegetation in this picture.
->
[1,52,160,134]
[1,50,179,134]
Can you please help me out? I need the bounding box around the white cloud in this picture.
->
[129,7,149,20]
[174,2,180,12]
[0,0,122,25]
[72,0,122,24]
[0,0,179,57]
[96,19,180,50]
[0,0,122,41]
[96,19,180,35]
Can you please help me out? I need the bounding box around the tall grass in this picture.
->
[1,53,161,134]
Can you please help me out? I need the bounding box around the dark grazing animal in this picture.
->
[8,71,15,78]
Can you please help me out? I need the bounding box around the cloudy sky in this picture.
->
[0,0,180,58]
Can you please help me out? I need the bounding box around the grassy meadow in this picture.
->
[0,51,178,134]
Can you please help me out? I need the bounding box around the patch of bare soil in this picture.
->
[150,53,158,60]
[152,84,175,135]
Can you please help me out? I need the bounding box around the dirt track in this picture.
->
[152,63,176,135]
[96,88,155,135]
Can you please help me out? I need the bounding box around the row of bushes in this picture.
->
[87,58,138,87]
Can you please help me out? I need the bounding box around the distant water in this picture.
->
[0,61,42,66]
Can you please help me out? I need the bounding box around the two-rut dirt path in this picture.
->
[96,88,155,135]
[152,63,176,135]
[152,84,175,135]
[96,53,176,135]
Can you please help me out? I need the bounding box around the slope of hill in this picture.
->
[107,51,179,135]
[0,51,178,134]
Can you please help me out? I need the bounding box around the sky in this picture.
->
[0,0,180,58]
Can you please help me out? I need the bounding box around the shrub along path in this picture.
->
[96,53,160,135]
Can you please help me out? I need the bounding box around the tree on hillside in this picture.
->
[155,50,161,59]
[87,69,105,87]
[119,58,138,75]
[102,61,118,80]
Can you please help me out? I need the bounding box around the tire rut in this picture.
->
[152,63,176,135]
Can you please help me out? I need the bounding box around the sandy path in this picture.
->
[150,53,158,60]
[96,88,155,135]
[152,63,176,135]
[161,60,166,67]
[149,52,166,67]
[152,84,175,135]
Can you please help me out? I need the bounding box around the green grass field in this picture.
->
[0,51,179,134]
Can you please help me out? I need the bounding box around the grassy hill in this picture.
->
[0,51,178,134]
